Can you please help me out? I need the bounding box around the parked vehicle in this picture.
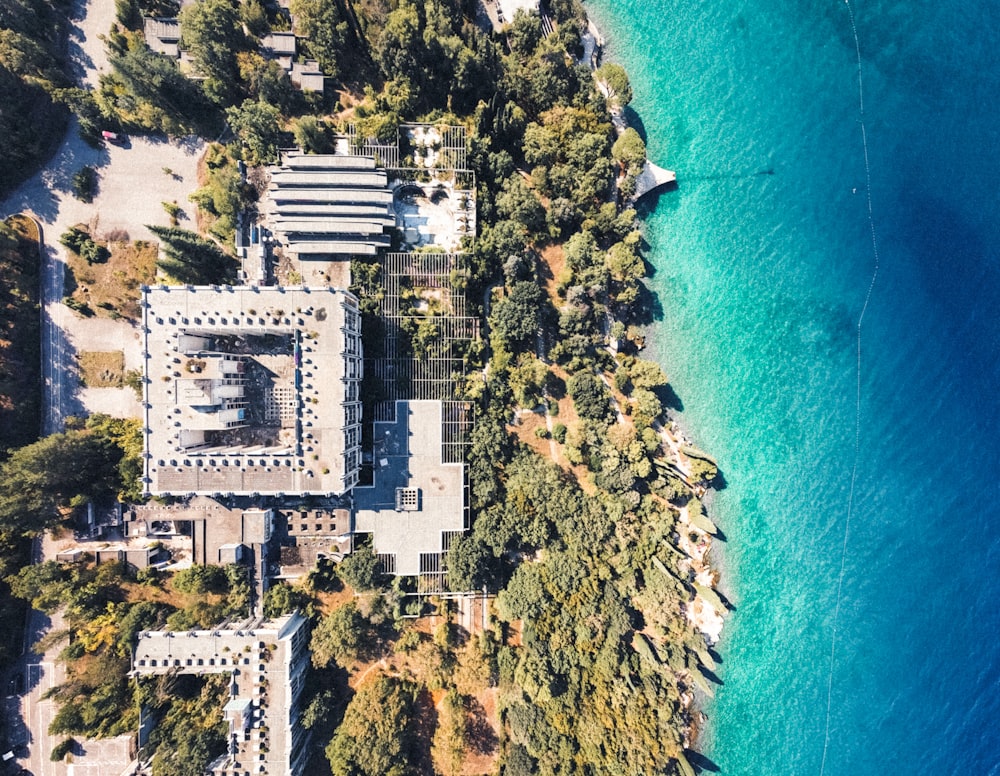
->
[101,130,127,146]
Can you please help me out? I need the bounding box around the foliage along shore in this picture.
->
[0,0,730,772]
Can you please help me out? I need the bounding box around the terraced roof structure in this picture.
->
[265,153,394,257]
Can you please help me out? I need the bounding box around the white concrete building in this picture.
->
[142,285,362,497]
[132,613,310,776]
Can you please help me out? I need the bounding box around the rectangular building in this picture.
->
[142,285,362,497]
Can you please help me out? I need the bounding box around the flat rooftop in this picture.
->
[354,400,466,577]
[142,285,362,496]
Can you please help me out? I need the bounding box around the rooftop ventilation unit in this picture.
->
[394,487,420,512]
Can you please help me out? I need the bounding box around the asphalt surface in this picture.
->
[0,0,204,769]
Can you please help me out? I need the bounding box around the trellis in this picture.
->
[346,124,470,172]
[362,253,479,432]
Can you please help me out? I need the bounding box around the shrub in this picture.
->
[72,166,98,203]
[162,200,182,226]
[567,371,612,422]
[51,737,77,761]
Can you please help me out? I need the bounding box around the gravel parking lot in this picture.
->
[0,0,205,432]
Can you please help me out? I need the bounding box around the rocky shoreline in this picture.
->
[584,2,727,743]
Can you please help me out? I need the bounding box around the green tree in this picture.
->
[290,0,350,79]
[310,601,366,667]
[100,37,216,135]
[611,127,646,176]
[338,545,385,591]
[490,281,545,349]
[507,10,542,59]
[187,143,250,245]
[292,115,334,154]
[50,738,76,761]
[595,62,633,109]
[7,560,74,612]
[171,564,227,595]
[325,674,419,776]
[508,354,549,408]
[225,99,281,165]
[567,371,611,422]
[71,166,98,203]
[496,176,545,235]
[446,533,496,591]
[495,561,546,623]
[179,0,249,105]
[0,429,121,536]
[263,581,313,617]
[237,51,294,112]
[148,225,237,285]
[627,358,668,391]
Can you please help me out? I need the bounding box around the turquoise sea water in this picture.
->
[586,1,1000,773]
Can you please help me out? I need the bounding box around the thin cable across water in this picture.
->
[818,2,881,774]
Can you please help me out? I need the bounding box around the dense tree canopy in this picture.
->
[225,98,282,164]
[326,674,420,776]
[490,281,546,349]
[337,544,386,591]
[0,426,121,536]
[567,370,612,423]
[179,0,249,105]
[0,217,40,450]
[99,32,217,135]
[149,225,237,285]
[309,601,373,668]
[0,0,71,196]
[290,0,351,79]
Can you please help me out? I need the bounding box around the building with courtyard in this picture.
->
[141,285,362,497]
[131,613,310,776]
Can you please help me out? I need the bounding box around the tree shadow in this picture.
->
[699,666,724,686]
[409,687,438,774]
[622,105,648,144]
[464,695,498,755]
[629,280,664,326]
[687,750,721,772]
[711,469,728,491]
[655,383,684,412]
[65,31,95,82]
[715,588,736,613]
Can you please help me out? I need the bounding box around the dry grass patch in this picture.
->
[67,235,156,321]
[507,410,553,462]
[79,350,125,387]
[538,243,566,304]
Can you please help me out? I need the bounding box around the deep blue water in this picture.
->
[586,1,1000,773]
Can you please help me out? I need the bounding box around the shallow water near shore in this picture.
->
[586,0,1000,772]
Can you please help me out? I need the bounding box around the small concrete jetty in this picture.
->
[583,15,677,203]
[633,160,677,201]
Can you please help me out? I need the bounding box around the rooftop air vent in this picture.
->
[395,487,420,512]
